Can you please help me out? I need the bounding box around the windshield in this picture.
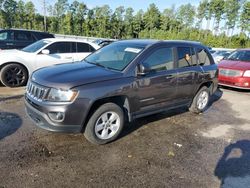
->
[85,42,144,71]
[22,40,50,53]
[227,50,250,62]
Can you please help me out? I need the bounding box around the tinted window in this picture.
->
[143,48,174,71]
[0,31,8,40]
[197,48,211,66]
[177,47,192,68]
[77,43,90,52]
[46,42,73,54]
[15,31,32,41]
[227,50,250,62]
[0,31,14,41]
[77,43,95,52]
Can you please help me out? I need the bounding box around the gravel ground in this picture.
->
[0,86,250,188]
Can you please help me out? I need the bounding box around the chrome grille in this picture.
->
[26,81,49,102]
[219,69,243,77]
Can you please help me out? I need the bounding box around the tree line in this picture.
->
[0,0,249,48]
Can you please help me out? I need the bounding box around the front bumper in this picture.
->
[25,96,84,133]
[218,75,250,90]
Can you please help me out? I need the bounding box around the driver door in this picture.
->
[35,41,76,70]
[135,47,178,113]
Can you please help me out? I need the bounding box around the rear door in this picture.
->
[35,41,76,69]
[14,31,34,49]
[135,47,178,112]
[175,46,200,101]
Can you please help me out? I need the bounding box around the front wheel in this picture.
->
[84,103,124,145]
[0,64,28,87]
[189,86,210,113]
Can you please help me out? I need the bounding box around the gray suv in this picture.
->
[25,40,218,144]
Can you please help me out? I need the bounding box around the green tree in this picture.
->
[210,0,225,34]
[239,1,250,34]
[133,9,144,38]
[224,0,241,35]
[16,0,25,28]
[111,6,125,38]
[176,3,196,28]
[143,3,161,32]
[2,0,17,27]
[124,7,134,38]
[25,1,36,29]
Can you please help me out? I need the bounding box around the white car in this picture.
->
[0,38,100,87]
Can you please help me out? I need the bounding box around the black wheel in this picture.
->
[84,103,124,145]
[189,86,210,113]
[0,64,28,87]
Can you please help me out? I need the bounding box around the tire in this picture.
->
[189,86,210,113]
[84,103,124,145]
[0,64,28,87]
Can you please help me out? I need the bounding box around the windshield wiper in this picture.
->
[85,60,107,69]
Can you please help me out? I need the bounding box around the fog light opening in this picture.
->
[48,112,65,122]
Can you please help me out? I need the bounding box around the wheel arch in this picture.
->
[196,81,214,95]
[82,95,131,132]
[0,62,30,76]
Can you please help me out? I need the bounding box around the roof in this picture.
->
[1,28,51,34]
[42,38,100,49]
[114,39,205,48]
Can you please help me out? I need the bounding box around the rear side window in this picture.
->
[143,47,174,71]
[0,31,8,40]
[177,47,192,68]
[46,42,74,54]
[196,48,211,66]
[77,42,95,52]
[15,31,33,41]
[0,31,14,41]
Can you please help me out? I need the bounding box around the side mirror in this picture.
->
[137,64,150,76]
[41,49,50,55]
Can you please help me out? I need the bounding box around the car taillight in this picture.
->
[243,70,250,77]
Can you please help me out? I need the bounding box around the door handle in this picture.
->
[64,56,72,59]
[6,43,14,45]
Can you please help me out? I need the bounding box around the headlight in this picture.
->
[45,88,78,102]
[243,70,250,77]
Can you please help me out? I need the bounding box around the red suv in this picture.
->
[218,49,250,89]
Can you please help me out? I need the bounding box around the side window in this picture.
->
[15,31,32,41]
[196,48,211,66]
[177,47,192,68]
[46,42,72,54]
[143,47,174,72]
[0,31,14,41]
[0,31,8,41]
[77,43,93,52]
[191,48,197,66]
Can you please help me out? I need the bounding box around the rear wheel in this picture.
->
[0,64,28,87]
[189,86,210,113]
[84,103,124,145]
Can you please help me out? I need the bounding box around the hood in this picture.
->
[31,61,123,90]
[0,49,20,54]
[219,60,250,70]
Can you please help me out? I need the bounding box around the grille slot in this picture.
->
[219,69,243,77]
[26,82,49,102]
